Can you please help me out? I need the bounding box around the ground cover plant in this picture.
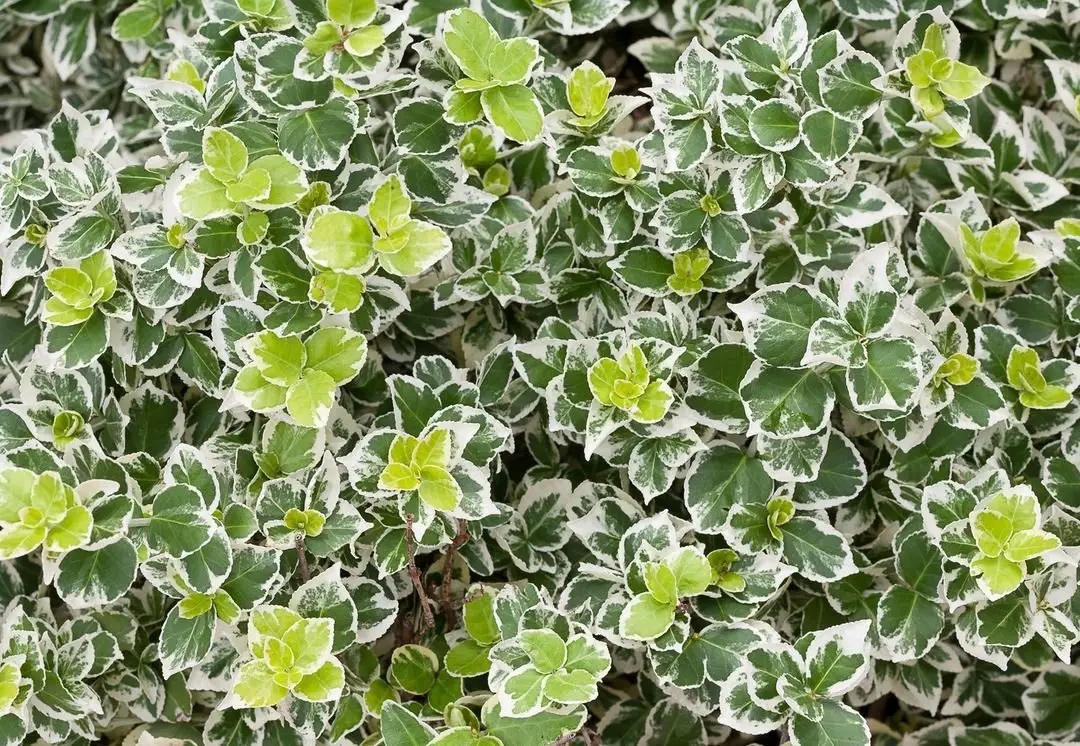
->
[1,0,1080,743]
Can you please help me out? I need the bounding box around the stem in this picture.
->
[445,587,488,611]
[294,533,310,583]
[405,514,435,630]
[250,413,262,448]
[441,520,470,630]
[553,726,598,746]
[2,355,22,386]
[522,10,544,36]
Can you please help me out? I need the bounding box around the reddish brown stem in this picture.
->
[294,533,310,583]
[441,520,470,630]
[553,726,598,746]
[405,514,435,630]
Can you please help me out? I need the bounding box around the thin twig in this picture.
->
[441,519,470,630]
[294,533,310,583]
[553,726,598,746]
[405,514,435,630]
[448,588,487,610]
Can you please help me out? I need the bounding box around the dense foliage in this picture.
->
[1,0,1080,743]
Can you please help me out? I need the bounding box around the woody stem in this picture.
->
[441,519,470,630]
[294,533,310,584]
[405,514,435,630]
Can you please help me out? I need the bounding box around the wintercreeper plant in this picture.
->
[2,0,1080,744]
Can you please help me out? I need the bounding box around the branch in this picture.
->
[441,519,470,630]
[448,587,487,610]
[553,726,598,746]
[405,514,435,630]
[294,533,310,583]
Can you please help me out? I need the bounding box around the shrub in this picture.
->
[0,0,1079,744]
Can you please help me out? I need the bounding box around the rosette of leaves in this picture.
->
[150,542,281,678]
[299,0,412,95]
[868,12,988,151]
[567,140,659,217]
[584,340,679,453]
[540,62,648,157]
[933,485,1063,601]
[970,493,1061,598]
[724,488,858,584]
[257,474,367,558]
[41,251,126,369]
[898,19,991,123]
[718,621,872,744]
[565,142,665,260]
[644,0,888,194]
[488,612,610,718]
[343,366,511,573]
[879,313,1003,453]
[177,128,307,222]
[565,508,778,638]
[489,477,578,581]
[0,607,121,743]
[232,326,368,428]
[1006,345,1075,410]
[435,220,549,307]
[926,212,1055,302]
[0,142,50,242]
[364,175,453,278]
[0,468,93,559]
[962,327,1080,457]
[514,328,704,499]
[731,249,947,438]
[439,9,544,144]
[445,583,603,725]
[643,40,730,174]
[229,605,345,707]
[1,110,129,275]
[619,545,713,641]
[109,222,208,313]
[378,428,472,514]
[9,463,140,611]
[651,165,754,265]
[360,418,501,547]
[923,477,1079,666]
